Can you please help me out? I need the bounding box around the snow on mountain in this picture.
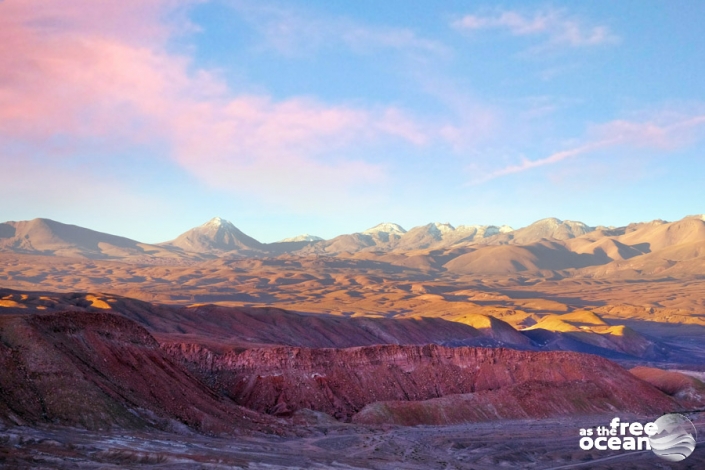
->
[455,224,514,239]
[393,222,465,250]
[278,234,324,243]
[202,217,234,231]
[508,218,593,244]
[166,217,263,253]
[362,223,407,236]
[429,222,455,235]
[206,217,225,225]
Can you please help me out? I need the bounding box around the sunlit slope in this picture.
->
[0,218,185,260]
[4,215,705,279]
[443,241,603,274]
[524,310,655,357]
[630,366,705,409]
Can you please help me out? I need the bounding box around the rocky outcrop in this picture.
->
[352,380,664,426]
[630,366,705,409]
[0,309,680,432]
[163,343,676,422]
[0,312,275,433]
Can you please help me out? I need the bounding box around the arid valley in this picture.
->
[4,1,705,468]
[2,215,705,468]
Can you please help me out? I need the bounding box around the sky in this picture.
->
[1,0,705,243]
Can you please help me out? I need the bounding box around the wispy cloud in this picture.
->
[0,0,440,213]
[472,114,705,184]
[230,0,448,59]
[452,9,619,49]
[471,140,616,184]
[592,115,705,150]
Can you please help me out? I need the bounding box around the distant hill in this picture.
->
[501,217,594,245]
[0,218,181,260]
[3,214,705,278]
[312,222,514,254]
[161,217,264,254]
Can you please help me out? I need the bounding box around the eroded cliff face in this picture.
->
[163,343,676,421]
[0,312,276,434]
[0,310,678,433]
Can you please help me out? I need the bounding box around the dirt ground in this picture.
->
[2,413,704,469]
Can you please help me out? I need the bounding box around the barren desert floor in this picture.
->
[3,414,705,469]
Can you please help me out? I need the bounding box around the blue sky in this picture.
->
[1,0,704,242]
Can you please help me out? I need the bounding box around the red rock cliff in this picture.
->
[163,343,675,421]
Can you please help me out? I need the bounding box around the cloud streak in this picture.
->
[473,114,705,184]
[471,140,616,184]
[453,9,619,48]
[231,0,448,59]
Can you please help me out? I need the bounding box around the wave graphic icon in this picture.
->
[649,413,697,462]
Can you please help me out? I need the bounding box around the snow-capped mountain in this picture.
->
[428,222,455,235]
[361,223,407,236]
[507,218,594,244]
[356,222,407,245]
[7,215,705,280]
[390,223,516,251]
[164,217,263,253]
[278,234,324,243]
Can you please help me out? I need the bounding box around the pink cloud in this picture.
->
[591,115,705,150]
[0,0,202,141]
[0,0,434,210]
[169,96,391,201]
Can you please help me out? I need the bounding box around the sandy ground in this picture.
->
[2,414,705,469]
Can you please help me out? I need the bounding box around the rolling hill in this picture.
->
[2,214,705,279]
[0,218,182,260]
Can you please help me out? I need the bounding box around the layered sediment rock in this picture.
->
[0,310,678,432]
[164,343,676,421]
[0,312,274,433]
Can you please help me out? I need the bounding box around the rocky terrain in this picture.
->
[2,288,699,365]
[1,305,702,431]
[630,366,705,409]
[3,309,704,469]
[3,414,705,469]
[0,311,277,434]
[3,215,705,280]
[162,343,677,421]
[2,213,705,467]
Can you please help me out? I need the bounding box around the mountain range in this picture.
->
[2,214,705,278]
